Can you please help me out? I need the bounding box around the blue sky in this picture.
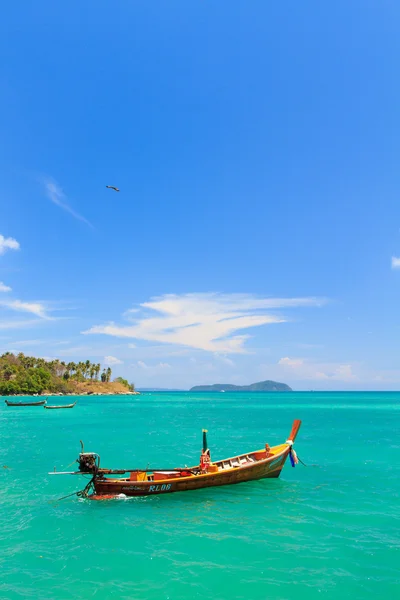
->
[1,2,400,390]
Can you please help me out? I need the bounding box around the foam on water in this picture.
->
[1,392,399,599]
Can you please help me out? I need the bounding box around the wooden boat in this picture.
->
[51,420,301,499]
[44,401,76,410]
[5,398,47,407]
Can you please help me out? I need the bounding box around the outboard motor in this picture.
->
[77,441,100,473]
[78,452,99,473]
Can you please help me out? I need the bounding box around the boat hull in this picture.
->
[91,447,291,498]
[5,399,46,406]
[44,402,76,409]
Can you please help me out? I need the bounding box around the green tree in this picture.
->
[114,376,129,388]
[2,365,16,381]
[101,370,107,383]
[0,380,19,395]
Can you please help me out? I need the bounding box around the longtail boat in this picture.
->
[44,401,76,410]
[5,398,47,407]
[50,420,301,499]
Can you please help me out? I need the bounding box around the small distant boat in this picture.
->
[50,420,301,499]
[5,398,47,407]
[44,401,76,410]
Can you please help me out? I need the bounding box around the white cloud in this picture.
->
[83,292,327,354]
[0,235,20,256]
[44,179,93,228]
[279,357,304,368]
[134,360,171,371]
[391,256,400,269]
[103,355,123,366]
[0,282,11,292]
[0,299,49,319]
[278,356,356,381]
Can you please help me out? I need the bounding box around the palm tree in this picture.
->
[106,367,112,383]
[95,363,100,380]
[101,369,107,383]
[25,356,35,369]
[85,360,91,379]
[89,366,95,380]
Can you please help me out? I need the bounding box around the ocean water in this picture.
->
[0,391,399,600]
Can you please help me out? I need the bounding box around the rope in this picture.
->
[65,459,78,469]
[52,475,95,503]
[297,455,308,467]
[291,449,318,468]
[53,490,82,502]
[77,477,95,498]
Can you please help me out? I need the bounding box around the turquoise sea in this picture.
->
[0,392,399,599]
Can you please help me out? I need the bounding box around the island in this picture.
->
[189,380,292,392]
[0,352,138,396]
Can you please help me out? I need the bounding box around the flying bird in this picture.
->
[106,185,120,192]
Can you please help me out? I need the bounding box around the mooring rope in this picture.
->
[289,447,319,468]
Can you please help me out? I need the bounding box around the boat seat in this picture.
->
[231,459,240,467]
[247,455,255,462]
[239,457,247,464]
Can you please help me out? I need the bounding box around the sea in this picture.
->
[0,391,399,600]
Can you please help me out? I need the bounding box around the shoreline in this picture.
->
[1,391,141,397]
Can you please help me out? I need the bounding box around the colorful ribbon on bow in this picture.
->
[289,448,299,467]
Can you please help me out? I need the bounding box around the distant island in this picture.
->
[0,352,138,396]
[190,380,292,392]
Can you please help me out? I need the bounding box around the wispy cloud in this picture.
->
[134,360,171,370]
[0,235,20,256]
[7,339,44,347]
[391,256,400,269]
[278,356,356,381]
[214,353,235,367]
[44,179,93,228]
[0,299,50,319]
[83,292,327,354]
[0,282,12,292]
[104,355,123,366]
[0,319,42,330]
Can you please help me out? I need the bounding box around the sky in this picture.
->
[1,1,400,390]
